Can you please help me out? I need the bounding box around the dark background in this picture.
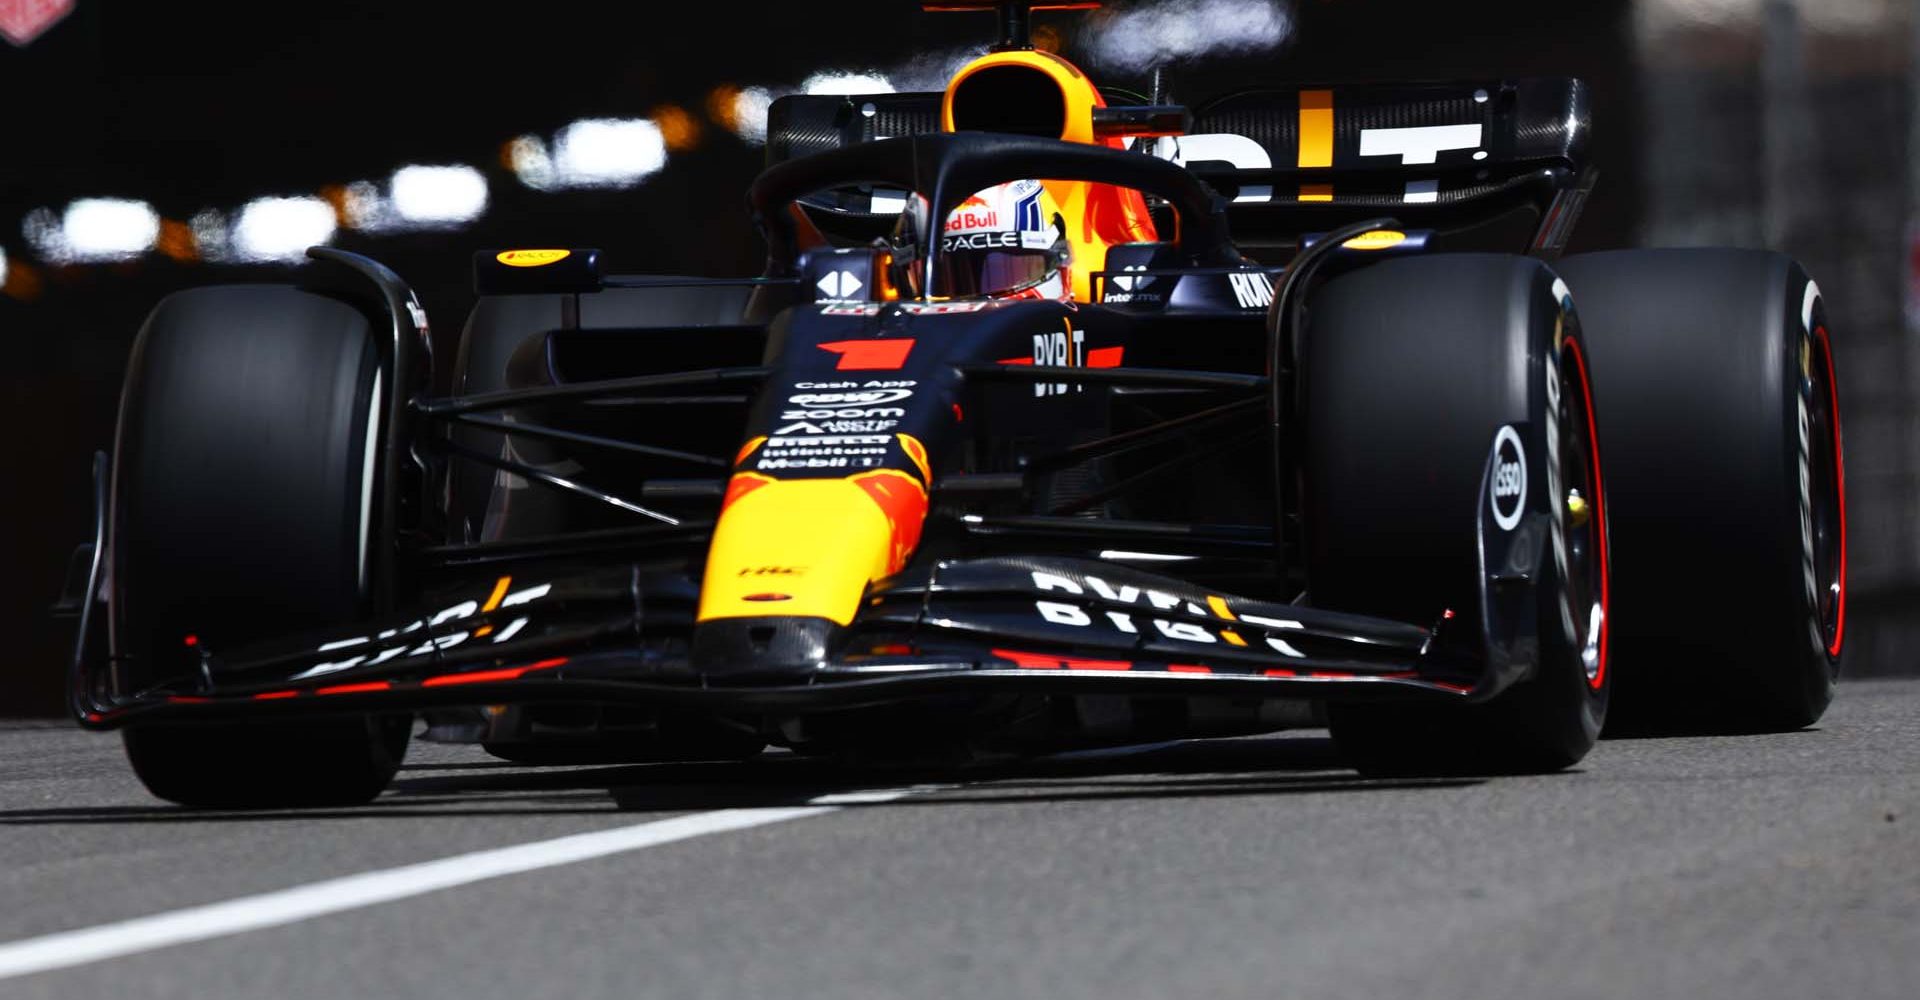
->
[2,1,1911,714]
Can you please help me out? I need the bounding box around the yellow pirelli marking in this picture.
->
[1298,184,1333,203]
[1221,629,1248,647]
[481,576,513,613]
[1298,90,1333,168]
[1206,595,1237,620]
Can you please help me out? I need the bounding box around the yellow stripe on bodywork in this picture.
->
[898,433,932,484]
[1298,90,1333,168]
[481,575,513,613]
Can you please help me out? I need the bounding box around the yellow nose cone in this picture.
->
[698,471,928,626]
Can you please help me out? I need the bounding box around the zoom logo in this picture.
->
[1490,425,1527,532]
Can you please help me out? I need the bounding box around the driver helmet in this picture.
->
[912,179,1071,300]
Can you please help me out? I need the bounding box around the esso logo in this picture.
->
[1490,425,1527,532]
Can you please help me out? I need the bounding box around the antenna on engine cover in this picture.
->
[922,1,1100,52]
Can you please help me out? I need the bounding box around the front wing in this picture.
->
[75,558,1488,729]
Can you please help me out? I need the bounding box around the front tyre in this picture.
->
[111,285,407,807]
[1302,255,1610,774]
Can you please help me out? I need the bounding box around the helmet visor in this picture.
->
[930,237,1056,298]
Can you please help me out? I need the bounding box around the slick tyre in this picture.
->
[1554,250,1844,733]
[111,285,407,808]
[1304,255,1611,775]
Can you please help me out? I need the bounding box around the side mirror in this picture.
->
[473,248,602,296]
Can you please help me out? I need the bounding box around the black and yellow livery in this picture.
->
[67,1,1845,806]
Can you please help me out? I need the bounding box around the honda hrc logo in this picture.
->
[1228,272,1274,310]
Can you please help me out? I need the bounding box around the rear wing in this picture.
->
[765,77,1592,254]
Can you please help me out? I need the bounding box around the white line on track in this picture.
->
[0,788,929,982]
[0,739,1184,982]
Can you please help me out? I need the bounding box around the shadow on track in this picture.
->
[0,734,1484,825]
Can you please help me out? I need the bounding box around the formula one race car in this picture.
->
[61,1,1846,806]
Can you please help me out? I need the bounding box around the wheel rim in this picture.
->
[1805,324,1846,658]
[1556,336,1609,691]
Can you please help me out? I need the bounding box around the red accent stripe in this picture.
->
[422,667,526,687]
[1086,346,1124,368]
[1166,664,1211,674]
[1564,336,1610,690]
[252,691,300,701]
[993,648,1062,669]
[997,356,1034,366]
[1308,670,1351,679]
[165,696,212,704]
[1817,326,1847,658]
[315,681,391,696]
[990,649,1132,671]
[1263,668,1297,678]
[422,656,571,687]
[818,339,914,371]
[721,473,774,512]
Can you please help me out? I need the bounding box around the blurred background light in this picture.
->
[21,208,60,257]
[710,85,774,145]
[802,71,895,95]
[505,134,557,190]
[389,164,489,226]
[229,196,336,263]
[549,118,668,189]
[338,180,395,231]
[0,250,38,302]
[1081,0,1293,73]
[154,219,198,263]
[652,105,703,153]
[189,210,231,264]
[885,47,988,91]
[59,198,160,262]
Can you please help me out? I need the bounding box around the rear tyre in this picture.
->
[1303,255,1611,774]
[111,285,407,807]
[1554,250,1844,733]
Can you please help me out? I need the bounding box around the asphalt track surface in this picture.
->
[1,680,1916,999]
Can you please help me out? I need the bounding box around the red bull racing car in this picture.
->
[62,1,1846,806]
